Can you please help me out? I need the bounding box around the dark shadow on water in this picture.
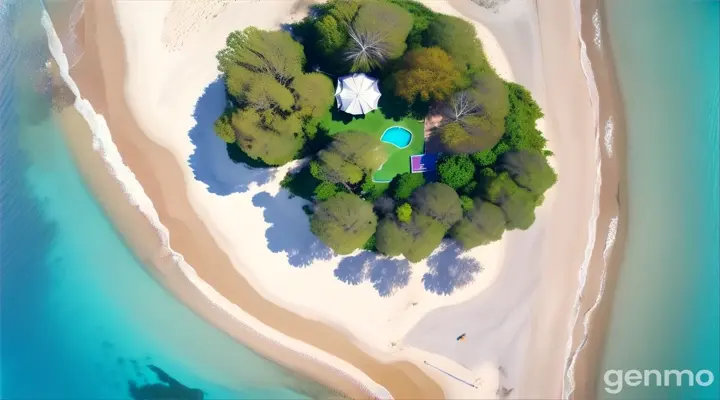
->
[188,78,275,196]
[128,364,204,400]
[252,191,333,267]
[422,243,483,296]
[335,252,412,297]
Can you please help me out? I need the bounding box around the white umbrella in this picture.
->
[334,73,381,115]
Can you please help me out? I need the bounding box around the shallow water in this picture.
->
[599,0,720,398]
[0,1,332,398]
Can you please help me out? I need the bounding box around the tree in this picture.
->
[439,72,509,153]
[310,193,378,255]
[471,149,497,167]
[346,1,413,72]
[214,113,235,143]
[314,181,339,201]
[481,172,537,230]
[217,28,305,85]
[411,183,462,228]
[403,214,446,263]
[232,109,303,165]
[396,202,413,222]
[451,199,506,249]
[246,74,295,112]
[292,73,335,118]
[316,132,387,186]
[391,172,426,200]
[437,154,476,190]
[386,0,437,49]
[393,48,462,103]
[424,14,490,76]
[375,217,412,257]
[499,150,557,196]
[500,82,547,153]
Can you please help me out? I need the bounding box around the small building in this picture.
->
[410,153,439,173]
[334,73,381,115]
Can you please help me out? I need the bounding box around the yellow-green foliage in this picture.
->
[393,48,462,102]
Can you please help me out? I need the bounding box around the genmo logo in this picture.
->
[604,369,715,394]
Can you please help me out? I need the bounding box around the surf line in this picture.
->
[423,361,478,389]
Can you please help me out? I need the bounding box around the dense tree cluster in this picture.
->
[214,28,335,165]
[211,0,559,261]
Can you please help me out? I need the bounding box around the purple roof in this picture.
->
[410,153,439,173]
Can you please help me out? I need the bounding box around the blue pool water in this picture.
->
[599,0,720,398]
[0,1,331,398]
[380,126,412,148]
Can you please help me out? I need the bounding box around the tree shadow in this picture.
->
[334,253,412,297]
[187,78,275,196]
[422,243,483,295]
[251,191,333,267]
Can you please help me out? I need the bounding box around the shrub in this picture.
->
[460,195,474,212]
[396,202,413,222]
[437,154,475,190]
[391,172,426,200]
[314,181,339,201]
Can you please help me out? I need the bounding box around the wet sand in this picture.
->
[567,0,629,397]
[56,1,444,398]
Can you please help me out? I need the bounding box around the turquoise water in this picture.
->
[0,1,331,398]
[380,126,412,148]
[599,0,720,398]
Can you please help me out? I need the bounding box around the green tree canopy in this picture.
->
[481,172,537,230]
[311,193,378,255]
[497,82,546,156]
[403,214,446,263]
[214,113,235,143]
[437,154,476,190]
[375,217,412,257]
[217,28,305,85]
[292,73,335,119]
[396,202,413,222]
[451,199,506,249]
[346,1,413,72]
[393,47,462,103]
[316,132,387,185]
[390,172,426,200]
[439,72,509,153]
[231,109,303,165]
[499,150,557,196]
[246,74,295,112]
[424,14,490,77]
[411,182,463,228]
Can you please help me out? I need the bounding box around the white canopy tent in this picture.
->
[334,73,381,115]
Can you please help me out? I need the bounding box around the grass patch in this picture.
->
[319,109,425,183]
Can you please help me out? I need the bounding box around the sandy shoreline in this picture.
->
[44,0,625,398]
[566,0,629,397]
[55,1,441,398]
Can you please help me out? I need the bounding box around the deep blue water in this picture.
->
[380,126,412,148]
[600,0,720,398]
[0,1,329,398]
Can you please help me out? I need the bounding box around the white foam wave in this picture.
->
[40,9,391,400]
[562,2,605,399]
[592,9,602,50]
[604,116,614,158]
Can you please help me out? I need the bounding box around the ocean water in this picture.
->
[599,0,720,398]
[0,1,331,398]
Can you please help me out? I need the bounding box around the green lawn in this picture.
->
[319,109,425,182]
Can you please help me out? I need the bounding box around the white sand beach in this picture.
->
[69,0,599,398]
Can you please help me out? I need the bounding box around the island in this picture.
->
[213,0,556,263]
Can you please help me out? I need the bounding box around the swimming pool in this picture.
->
[380,126,412,148]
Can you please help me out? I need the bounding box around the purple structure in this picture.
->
[410,153,439,173]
